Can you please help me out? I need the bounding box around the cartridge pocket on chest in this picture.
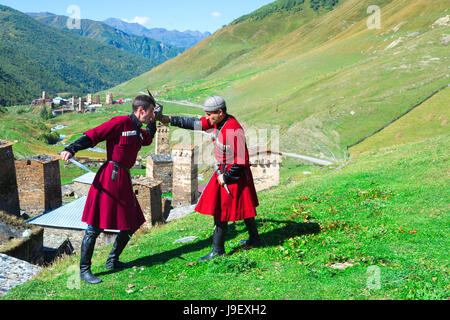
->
[119,131,138,146]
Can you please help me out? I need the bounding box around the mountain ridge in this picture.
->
[29,13,184,65]
[103,17,211,48]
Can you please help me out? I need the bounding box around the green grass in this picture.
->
[3,133,448,300]
[349,86,449,156]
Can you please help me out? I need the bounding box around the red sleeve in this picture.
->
[140,128,153,147]
[200,117,213,131]
[84,117,123,147]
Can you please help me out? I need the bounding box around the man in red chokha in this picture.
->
[161,95,262,261]
[60,93,162,284]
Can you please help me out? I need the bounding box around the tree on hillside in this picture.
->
[310,0,339,11]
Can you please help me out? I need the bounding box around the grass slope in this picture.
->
[108,0,449,162]
[349,86,449,156]
[3,133,448,300]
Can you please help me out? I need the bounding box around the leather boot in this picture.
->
[199,221,227,261]
[105,230,135,270]
[240,218,262,247]
[80,227,102,284]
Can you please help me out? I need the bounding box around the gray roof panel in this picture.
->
[27,197,119,233]
[73,172,96,185]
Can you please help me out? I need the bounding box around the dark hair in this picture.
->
[132,95,155,112]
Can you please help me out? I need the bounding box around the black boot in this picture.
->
[80,227,102,284]
[240,218,262,247]
[199,221,227,261]
[105,230,135,270]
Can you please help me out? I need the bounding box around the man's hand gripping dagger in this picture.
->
[214,163,232,198]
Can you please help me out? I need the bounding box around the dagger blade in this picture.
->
[68,158,93,173]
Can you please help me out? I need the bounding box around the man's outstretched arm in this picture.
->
[164,115,202,131]
[60,134,93,162]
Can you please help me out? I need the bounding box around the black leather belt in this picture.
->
[107,161,129,181]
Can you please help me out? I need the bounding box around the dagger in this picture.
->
[58,152,93,173]
[214,163,232,197]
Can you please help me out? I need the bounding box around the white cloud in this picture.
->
[122,16,150,26]
[211,11,221,18]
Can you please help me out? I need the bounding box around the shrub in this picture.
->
[38,131,60,144]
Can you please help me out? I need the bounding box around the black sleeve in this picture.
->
[63,134,93,155]
[170,116,202,131]
[146,120,157,139]
[223,164,246,184]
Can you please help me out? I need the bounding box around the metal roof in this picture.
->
[27,196,118,233]
[73,172,96,185]
[150,154,172,162]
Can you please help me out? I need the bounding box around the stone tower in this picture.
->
[146,154,173,194]
[106,93,113,105]
[0,140,20,215]
[132,177,163,230]
[155,124,170,155]
[172,145,199,207]
[15,155,62,216]
[86,94,93,105]
[77,97,85,113]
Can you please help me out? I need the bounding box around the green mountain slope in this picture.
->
[109,0,449,161]
[30,13,184,65]
[0,5,154,106]
[349,85,449,156]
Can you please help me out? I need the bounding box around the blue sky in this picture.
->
[0,0,275,33]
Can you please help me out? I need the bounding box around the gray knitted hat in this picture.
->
[203,95,226,112]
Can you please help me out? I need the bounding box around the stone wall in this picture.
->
[41,228,117,253]
[72,182,92,197]
[172,145,199,207]
[15,155,62,217]
[0,227,44,265]
[146,154,173,193]
[0,140,20,215]
[249,149,282,192]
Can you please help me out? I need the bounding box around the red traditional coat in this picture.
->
[82,116,153,230]
[195,115,259,221]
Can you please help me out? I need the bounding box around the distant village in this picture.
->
[30,91,130,116]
